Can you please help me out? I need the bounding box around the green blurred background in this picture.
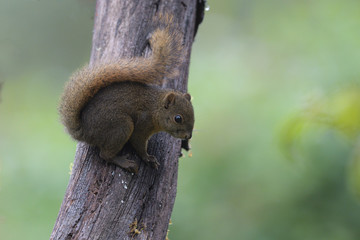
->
[1,0,360,239]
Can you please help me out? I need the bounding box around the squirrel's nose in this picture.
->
[185,133,192,140]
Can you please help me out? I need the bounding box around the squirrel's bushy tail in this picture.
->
[59,14,183,140]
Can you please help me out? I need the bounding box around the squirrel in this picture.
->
[59,15,194,174]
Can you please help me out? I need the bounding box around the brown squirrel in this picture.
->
[59,15,194,173]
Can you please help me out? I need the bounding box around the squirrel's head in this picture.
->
[159,92,194,140]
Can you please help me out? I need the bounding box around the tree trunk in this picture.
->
[51,0,205,239]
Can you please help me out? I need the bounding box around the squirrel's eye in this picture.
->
[174,114,183,124]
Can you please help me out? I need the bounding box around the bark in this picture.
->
[51,0,205,240]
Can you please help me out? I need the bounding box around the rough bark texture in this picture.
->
[51,0,205,239]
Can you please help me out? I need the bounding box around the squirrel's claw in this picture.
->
[145,155,160,170]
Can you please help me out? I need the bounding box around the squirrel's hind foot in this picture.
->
[109,155,139,174]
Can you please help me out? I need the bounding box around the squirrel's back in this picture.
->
[59,14,183,140]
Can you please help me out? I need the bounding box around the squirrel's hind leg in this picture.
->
[98,116,135,168]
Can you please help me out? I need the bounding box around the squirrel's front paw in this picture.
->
[144,155,160,170]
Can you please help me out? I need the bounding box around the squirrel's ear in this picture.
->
[184,93,191,102]
[164,93,175,109]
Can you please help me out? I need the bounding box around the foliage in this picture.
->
[280,86,360,199]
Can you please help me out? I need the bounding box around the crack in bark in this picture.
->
[194,0,206,37]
